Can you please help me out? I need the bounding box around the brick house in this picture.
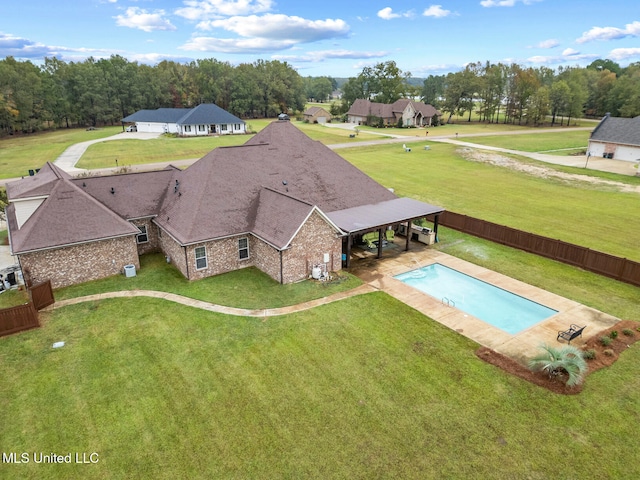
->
[347,99,440,127]
[6,121,443,288]
[303,106,332,124]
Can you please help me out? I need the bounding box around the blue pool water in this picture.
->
[394,263,557,334]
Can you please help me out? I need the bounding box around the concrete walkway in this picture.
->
[45,284,377,317]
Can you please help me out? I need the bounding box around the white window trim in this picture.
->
[238,237,249,260]
[195,246,207,270]
[137,225,149,244]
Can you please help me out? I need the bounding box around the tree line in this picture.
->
[335,59,640,126]
[0,55,311,134]
[1,55,639,135]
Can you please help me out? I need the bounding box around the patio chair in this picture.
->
[557,324,586,344]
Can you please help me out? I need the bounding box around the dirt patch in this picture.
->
[476,320,640,395]
[459,148,640,194]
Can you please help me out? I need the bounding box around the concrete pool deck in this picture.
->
[349,247,620,365]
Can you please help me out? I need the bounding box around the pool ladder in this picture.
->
[442,297,456,307]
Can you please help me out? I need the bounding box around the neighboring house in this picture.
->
[347,99,440,127]
[303,106,332,124]
[588,113,640,162]
[122,103,246,136]
[6,121,444,289]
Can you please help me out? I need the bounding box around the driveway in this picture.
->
[54,131,162,173]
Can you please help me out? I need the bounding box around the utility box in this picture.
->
[124,264,137,277]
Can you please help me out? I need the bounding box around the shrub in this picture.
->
[529,344,588,387]
[599,335,613,346]
[603,349,614,357]
[622,328,634,337]
[609,330,618,339]
[582,349,597,360]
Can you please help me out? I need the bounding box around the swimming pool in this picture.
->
[394,263,557,334]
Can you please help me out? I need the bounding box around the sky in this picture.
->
[2,0,640,78]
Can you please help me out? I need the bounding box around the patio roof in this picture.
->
[327,197,444,234]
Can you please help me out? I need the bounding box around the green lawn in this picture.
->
[340,141,640,262]
[0,127,121,179]
[458,130,591,154]
[1,293,638,479]
[54,254,362,309]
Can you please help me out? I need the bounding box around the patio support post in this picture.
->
[377,228,383,259]
[433,214,440,243]
[345,234,352,268]
[405,220,411,251]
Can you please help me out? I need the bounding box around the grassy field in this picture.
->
[2,117,640,478]
[1,291,639,479]
[458,130,590,154]
[339,141,640,262]
[0,127,121,179]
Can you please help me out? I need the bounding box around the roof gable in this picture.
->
[6,162,71,200]
[177,104,244,126]
[9,178,139,253]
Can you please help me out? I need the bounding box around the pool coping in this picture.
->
[351,249,621,365]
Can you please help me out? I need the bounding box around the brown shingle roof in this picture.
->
[155,120,397,245]
[6,162,71,199]
[71,167,178,219]
[9,178,139,254]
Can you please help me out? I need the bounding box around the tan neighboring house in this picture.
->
[6,121,444,289]
[303,106,332,124]
[347,99,440,127]
[588,113,640,162]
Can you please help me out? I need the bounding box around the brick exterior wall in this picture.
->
[281,211,342,284]
[19,236,139,289]
[131,218,160,255]
[184,235,254,281]
[158,228,189,278]
[252,237,282,282]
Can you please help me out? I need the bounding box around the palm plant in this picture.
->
[528,344,588,387]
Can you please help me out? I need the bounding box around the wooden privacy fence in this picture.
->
[439,211,640,287]
[0,280,54,338]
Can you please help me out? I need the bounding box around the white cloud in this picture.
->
[562,48,579,56]
[378,7,400,20]
[180,36,296,53]
[532,39,559,49]
[196,14,349,42]
[608,47,640,61]
[115,7,176,32]
[526,51,598,65]
[423,5,452,18]
[576,21,640,43]
[175,0,274,21]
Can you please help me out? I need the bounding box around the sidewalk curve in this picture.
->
[45,284,378,317]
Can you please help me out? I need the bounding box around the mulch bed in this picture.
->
[476,320,640,395]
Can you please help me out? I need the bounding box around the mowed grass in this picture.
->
[2,294,639,479]
[53,254,362,309]
[0,127,121,179]
[340,141,640,262]
[458,130,591,154]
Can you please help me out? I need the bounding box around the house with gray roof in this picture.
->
[347,99,440,127]
[588,113,640,162]
[5,121,443,288]
[122,103,246,136]
[303,106,331,124]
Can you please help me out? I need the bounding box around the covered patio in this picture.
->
[327,197,445,268]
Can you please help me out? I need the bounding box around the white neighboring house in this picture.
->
[122,104,246,136]
[588,113,640,162]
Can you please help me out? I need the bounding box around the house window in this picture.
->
[221,124,227,131]
[184,125,192,133]
[137,225,148,244]
[198,124,206,132]
[234,123,241,131]
[195,246,207,270]
[238,237,249,260]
